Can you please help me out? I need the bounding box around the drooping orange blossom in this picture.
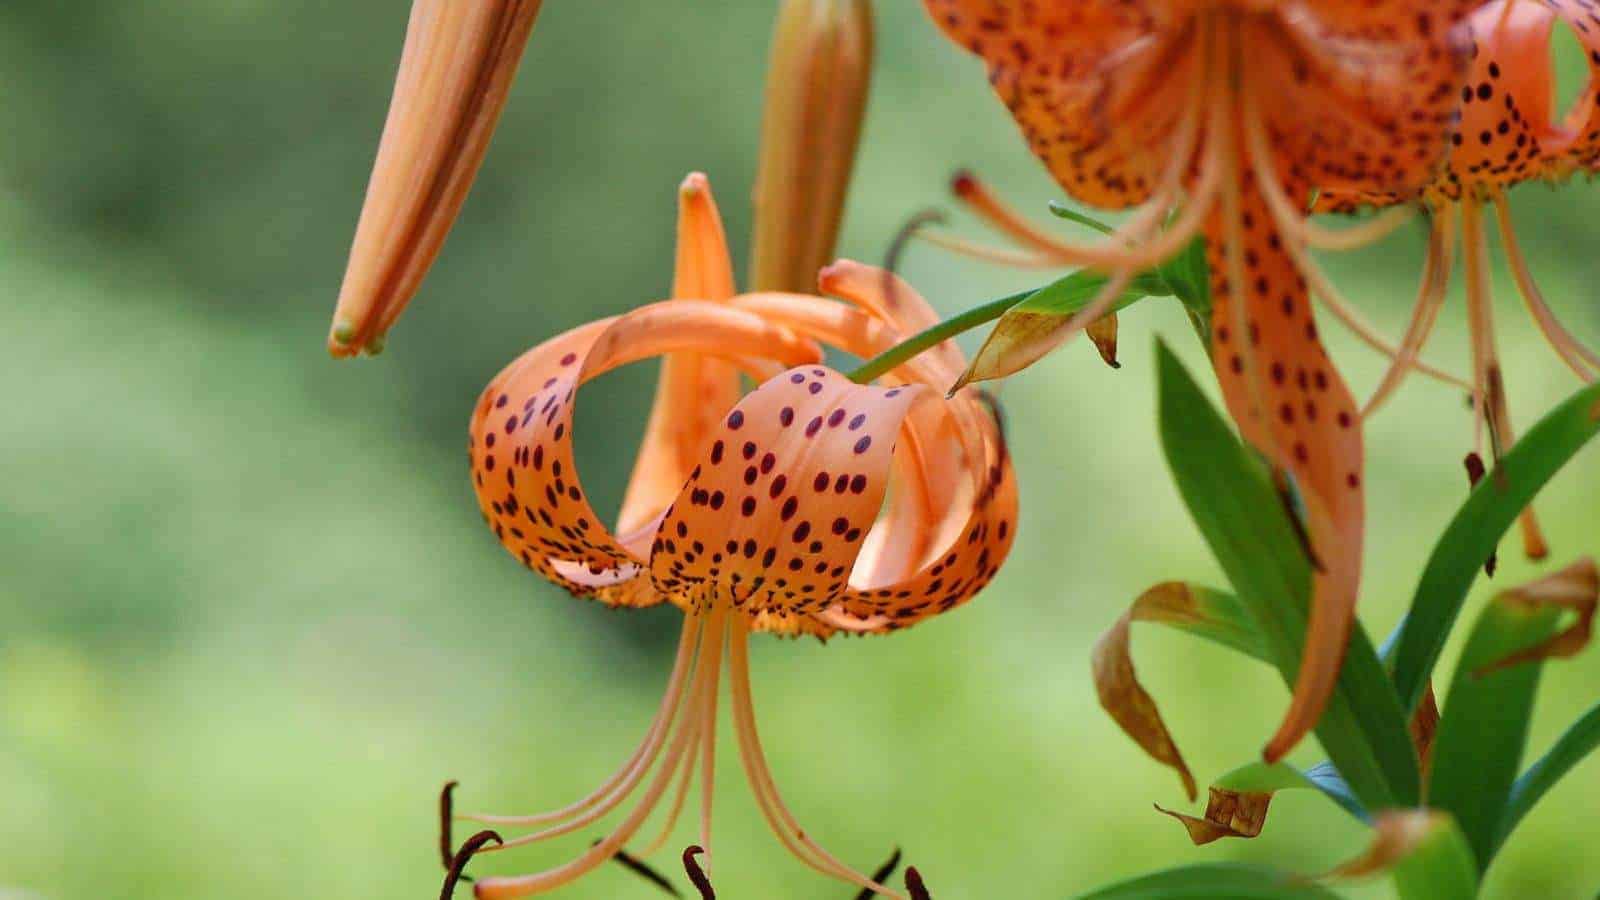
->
[1320,0,1600,561]
[456,174,1016,899]
[923,0,1476,760]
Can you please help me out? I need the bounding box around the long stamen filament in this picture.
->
[913,230,1062,268]
[1241,87,1473,394]
[727,619,905,899]
[1462,203,1549,561]
[460,615,702,829]
[1290,205,1415,252]
[471,605,728,899]
[1492,193,1600,380]
[1364,205,1460,418]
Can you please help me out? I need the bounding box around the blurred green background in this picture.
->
[2,3,1597,898]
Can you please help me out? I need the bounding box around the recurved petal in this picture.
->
[1206,189,1365,762]
[330,0,543,357]
[617,174,744,536]
[1546,0,1600,168]
[470,302,821,605]
[819,390,1017,633]
[648,367,928,623]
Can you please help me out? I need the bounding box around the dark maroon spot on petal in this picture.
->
[808,382,823,395]
[779,407,794,426]
[711,441,724,464]
[848,414,866,430]
[853,436,872,454]
[741,497,757,516]
[728,411,745,430]
[828,409,846,427]
[559,352,577,366]
[849,475,867,494]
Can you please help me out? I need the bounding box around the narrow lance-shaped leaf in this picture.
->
[1390,381,1600,713]
[1429,557,1597,871]
[1320,810,1478,900]
[1155,341,1419,810]
[1075,864,1342,900]
[1494,701,1600,857]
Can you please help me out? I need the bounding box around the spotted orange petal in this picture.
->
[647,367,929,629]
[1248,3,1471,203]
[617,174,745,536]
[1207,186,1364,762]
[923,0,1180,209]
[470,303,821,605]
[1435,0,1564,201]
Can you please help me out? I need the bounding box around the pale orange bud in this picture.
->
[328,0,543,357]
[748,0,873,294]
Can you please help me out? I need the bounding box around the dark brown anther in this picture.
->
[440,830,503,900]
[1463,452,1498,577]
[852,847,903,900]
[905,866,933,900]
[599,841,680,897]
[682,845,715,900]
[439,781,461,872]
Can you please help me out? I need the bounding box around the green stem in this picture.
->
[847,289,1032,384]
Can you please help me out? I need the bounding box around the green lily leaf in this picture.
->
[1389,381,1600,714]
[1494,700,1600,857]
[1155,341,1419,810]
[1429,559,1598,870]
[1076,864,1342,900]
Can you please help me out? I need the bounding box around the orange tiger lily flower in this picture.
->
[455,175,1017,899]
[924,0,1475,760]
[328,0,543,357]
[1323,0,1600,562]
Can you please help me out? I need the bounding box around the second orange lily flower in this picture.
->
[923,0,1478,761]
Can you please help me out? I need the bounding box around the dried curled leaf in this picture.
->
[1475,557,1597,676]
[1155,786,1274,845]
[955,270,1169,389]
[1092,582,1265,801]
[1085,312,1120,368]
[1411,684,1440,781]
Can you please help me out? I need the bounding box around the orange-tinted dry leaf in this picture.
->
[1411,683,1440,782]
[1085,313,1120,369]
[1319,810,1446,881]
[1155,786,1273,846]
[1475,557,1598,676]
[1092,582,1212,801]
